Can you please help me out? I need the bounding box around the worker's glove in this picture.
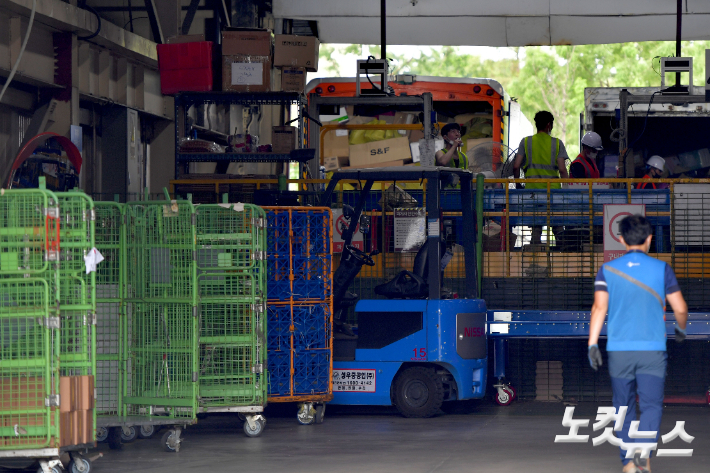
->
[588,344,602,371]
[675,326,687,343]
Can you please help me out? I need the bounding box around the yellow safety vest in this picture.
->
[523,132,561,189]
[439,148,469,171]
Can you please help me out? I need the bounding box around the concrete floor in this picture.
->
[88,401,709,473]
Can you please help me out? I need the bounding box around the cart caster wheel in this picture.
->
[69,458,91,473]
[296,403,316,425]
[315,404,326,424]
[120,426,137,443]
[107,427,123,450]
[506,385,517,400]
[243,417,265,438]
[95,427,108,443]
[138,424,155,439]
[495,387,514,406]
[161,429,182,453]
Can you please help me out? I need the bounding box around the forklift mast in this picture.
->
[321,166,477,299]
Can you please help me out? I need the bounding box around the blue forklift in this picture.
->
[321,166,488,418]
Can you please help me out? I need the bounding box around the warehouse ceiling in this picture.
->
[273,0,710,46]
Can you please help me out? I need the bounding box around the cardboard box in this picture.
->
[409,129,425,143]
[79,409,93,444]
[222,30,272,56]
[272,126,297,154]
[281,67,306,92]
[324,156,349,171]
[60,377,72,413]
[379,112,416,138]
[343,159,406,170]
[222,55,271,92]
[349,137,411,167]
[274,34,319,71]
[78,376,94,411]
[220,29,272,92]
[323,128,350,158]
[167,34,205,44]
[60,411,75,447]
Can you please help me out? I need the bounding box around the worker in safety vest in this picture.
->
[436,123,468,170]
[513,110,569,188]
[637,156,669,190]
[513,111,569,245]
[570,132,603,179]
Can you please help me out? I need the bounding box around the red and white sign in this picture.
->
[603,204,645,262]
[332,369,375,392]
[332,208,364,253]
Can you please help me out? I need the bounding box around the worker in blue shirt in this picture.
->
[587,215,688,473]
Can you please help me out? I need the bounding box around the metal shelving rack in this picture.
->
[174,92,314,178]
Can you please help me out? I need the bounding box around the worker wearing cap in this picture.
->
[570,132,603,179]
[513,111,569,245]
[436,123,468,170]
[588,215,687,473]
[637,156,668,190]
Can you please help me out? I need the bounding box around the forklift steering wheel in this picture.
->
[345,245,375,267]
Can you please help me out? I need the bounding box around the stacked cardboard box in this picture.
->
[535,361,563,401]
[321,110,417,170]
[59,376,95,446]
[280,67,307,92]
[222,29,272,92]
[349,137,412,168]
[274,34,319,71]
[273,34,318,93]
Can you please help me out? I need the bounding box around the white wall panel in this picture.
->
[275,0,710,45]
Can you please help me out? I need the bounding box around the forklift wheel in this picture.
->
[393,367,444,418]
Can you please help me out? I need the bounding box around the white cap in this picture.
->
[580,132,603,151]
[647,155,665,171]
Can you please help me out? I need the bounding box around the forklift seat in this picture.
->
[375,240,444,299]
